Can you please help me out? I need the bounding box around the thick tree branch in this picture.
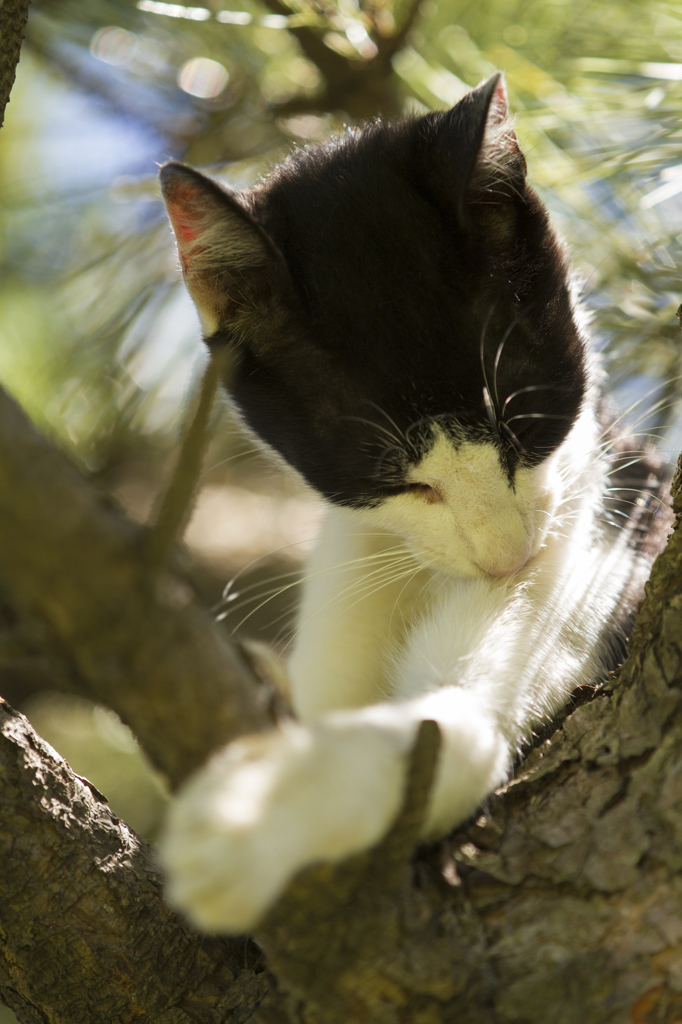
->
[0,384,276,789]
[0,0,30,129]
[0,696,272,1023]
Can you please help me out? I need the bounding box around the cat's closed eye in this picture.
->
[400,483,442,503]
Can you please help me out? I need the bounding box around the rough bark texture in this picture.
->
[0,386,278,789]
[0,696,272,1023]
[0,0,30,129]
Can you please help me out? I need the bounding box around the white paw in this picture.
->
[158,711,411,933]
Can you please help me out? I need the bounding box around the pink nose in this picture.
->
[475,543,532,578]
[484,555,530,577]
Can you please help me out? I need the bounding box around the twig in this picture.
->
[146,347,230,571]
[254,720,442,1020]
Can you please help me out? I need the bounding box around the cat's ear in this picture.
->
[159,162,290,338]
[425,73,527,222]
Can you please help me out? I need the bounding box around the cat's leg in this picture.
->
[160,577,517,934]
[159,683,510,933]
[287,506,431,718]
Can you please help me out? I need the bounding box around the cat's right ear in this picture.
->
[159,162,290,339]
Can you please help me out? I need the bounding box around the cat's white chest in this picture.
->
[287,511,433,718]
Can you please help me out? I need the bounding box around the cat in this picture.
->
[156,73,666,934]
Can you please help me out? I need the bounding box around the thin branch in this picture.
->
[382,0,423,56]
[253,719,443,1021]
[260,0,357,84]
[146,348,230,571]
[262,0,422,119]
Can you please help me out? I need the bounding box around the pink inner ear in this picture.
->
[163,180,207,261]
[167,199,200,246]
[488,77,510,126]
[486,77,522,157]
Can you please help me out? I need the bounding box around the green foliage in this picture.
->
[3,0,682,471]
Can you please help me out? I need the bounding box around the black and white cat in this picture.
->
[157,74,662,933]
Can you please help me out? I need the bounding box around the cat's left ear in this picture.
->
[159,162,291,338]
[425,72,527,222]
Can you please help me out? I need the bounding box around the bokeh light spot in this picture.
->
[502,24,528,46]
[90,26,135,66]
[137,1,210,19]
[260,14,289,28]
[217,10,252,24]
[178,58,229,98]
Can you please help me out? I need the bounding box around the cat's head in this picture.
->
[160,74,589,579]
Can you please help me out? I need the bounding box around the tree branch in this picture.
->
[146,349,230,571]
[0,696,272,1023]
[0,0,30,129]
[262,0,423,119]
[253,720,443,1022]
[0,384,276,789]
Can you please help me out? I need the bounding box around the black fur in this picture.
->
[161,77,588,506]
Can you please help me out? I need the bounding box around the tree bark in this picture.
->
[0,696,272,1023]
[0,0,30,129]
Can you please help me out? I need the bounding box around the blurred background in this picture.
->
[1,6,682,1009]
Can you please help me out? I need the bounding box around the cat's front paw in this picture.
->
[158,713,409,933]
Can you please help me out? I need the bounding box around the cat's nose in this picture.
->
[480,551,531,577]
[470,527,533,577]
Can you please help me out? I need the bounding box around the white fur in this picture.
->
[159,404,648,933]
